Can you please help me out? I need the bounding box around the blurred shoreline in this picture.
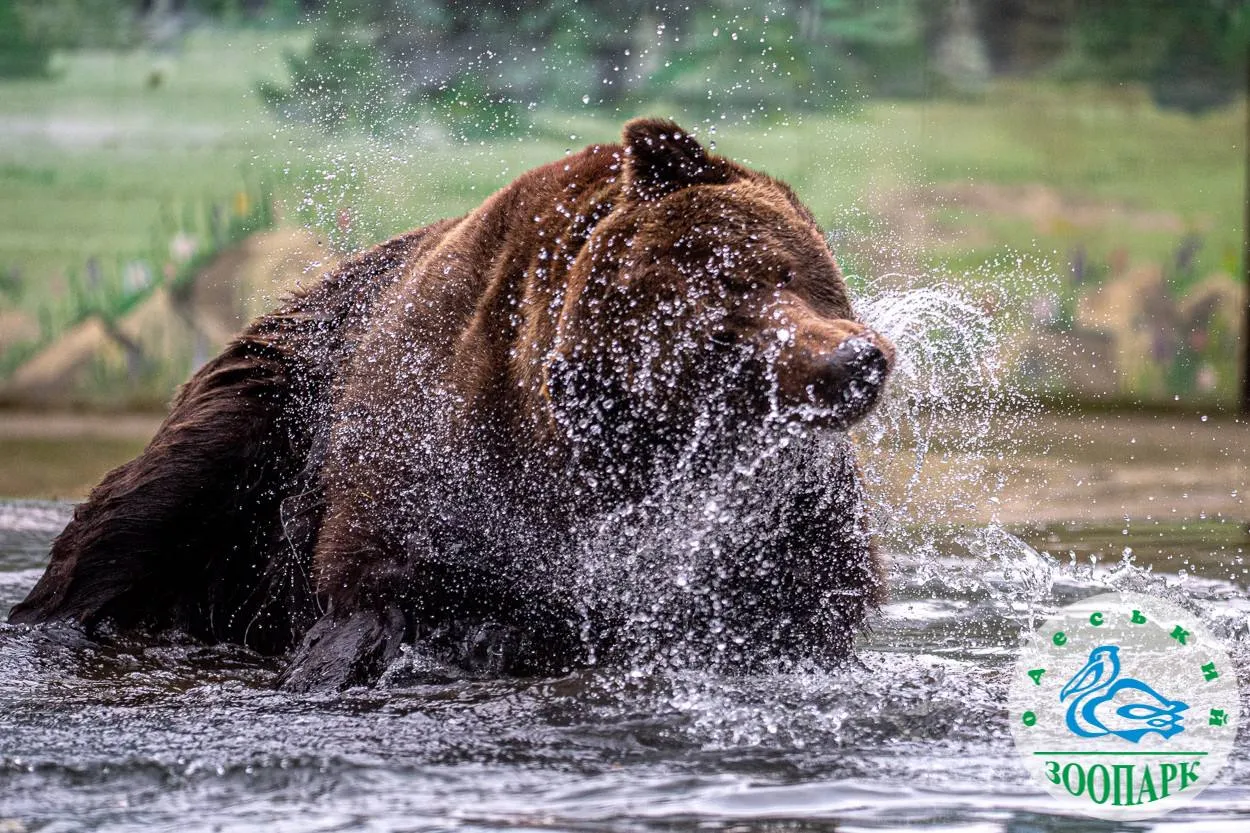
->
[1,409,1244,529]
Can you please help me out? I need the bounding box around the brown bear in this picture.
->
[9,119,894,691]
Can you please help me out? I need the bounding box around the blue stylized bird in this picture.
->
[1059,645,1189,743]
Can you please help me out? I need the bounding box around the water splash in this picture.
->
[854,277,1028,528]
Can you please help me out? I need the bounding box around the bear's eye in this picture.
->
[710,329,738,347]
[777,269,795,287]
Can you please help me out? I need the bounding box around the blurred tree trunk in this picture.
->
[975,0,1073,75]
[933,0,990,94]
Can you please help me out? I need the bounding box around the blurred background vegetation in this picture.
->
[0,0,1246,410]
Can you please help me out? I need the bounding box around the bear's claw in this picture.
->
[277,606,407,693]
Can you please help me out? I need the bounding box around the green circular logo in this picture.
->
[1008,591,1240,821]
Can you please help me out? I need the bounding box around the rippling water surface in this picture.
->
[2,499,1247,833]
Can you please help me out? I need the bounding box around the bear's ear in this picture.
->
[621,118,732,201]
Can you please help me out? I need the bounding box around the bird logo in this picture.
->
[1059,645,1189,743]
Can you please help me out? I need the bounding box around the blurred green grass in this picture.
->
[0,26,1243,353]
[0,28,307,307]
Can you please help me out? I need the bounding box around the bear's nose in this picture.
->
[831,336,890,387]
[805,335,890,426]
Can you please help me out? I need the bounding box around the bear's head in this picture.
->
[546,118,893,477]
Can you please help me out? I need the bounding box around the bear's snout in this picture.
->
[773,325,894,427]
[819,334,891,419]
[830,336,891,388]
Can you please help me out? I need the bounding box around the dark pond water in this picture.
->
[1,500,1247,832]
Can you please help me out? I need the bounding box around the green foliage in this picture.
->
[258,31,407,134]
[0,0,51,78]
[258,9,531,138]
[0,267,24,303]
[1060,0,1249,112]
[649,6,857,114]
[259,0,1248,131]
[648,0,928,113]
[261,1,930,132]
[819,0,929,96]
[13,0,139,51]
[427,78,525,139]
[185,0,247,17]
[1070,0,1249,75]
